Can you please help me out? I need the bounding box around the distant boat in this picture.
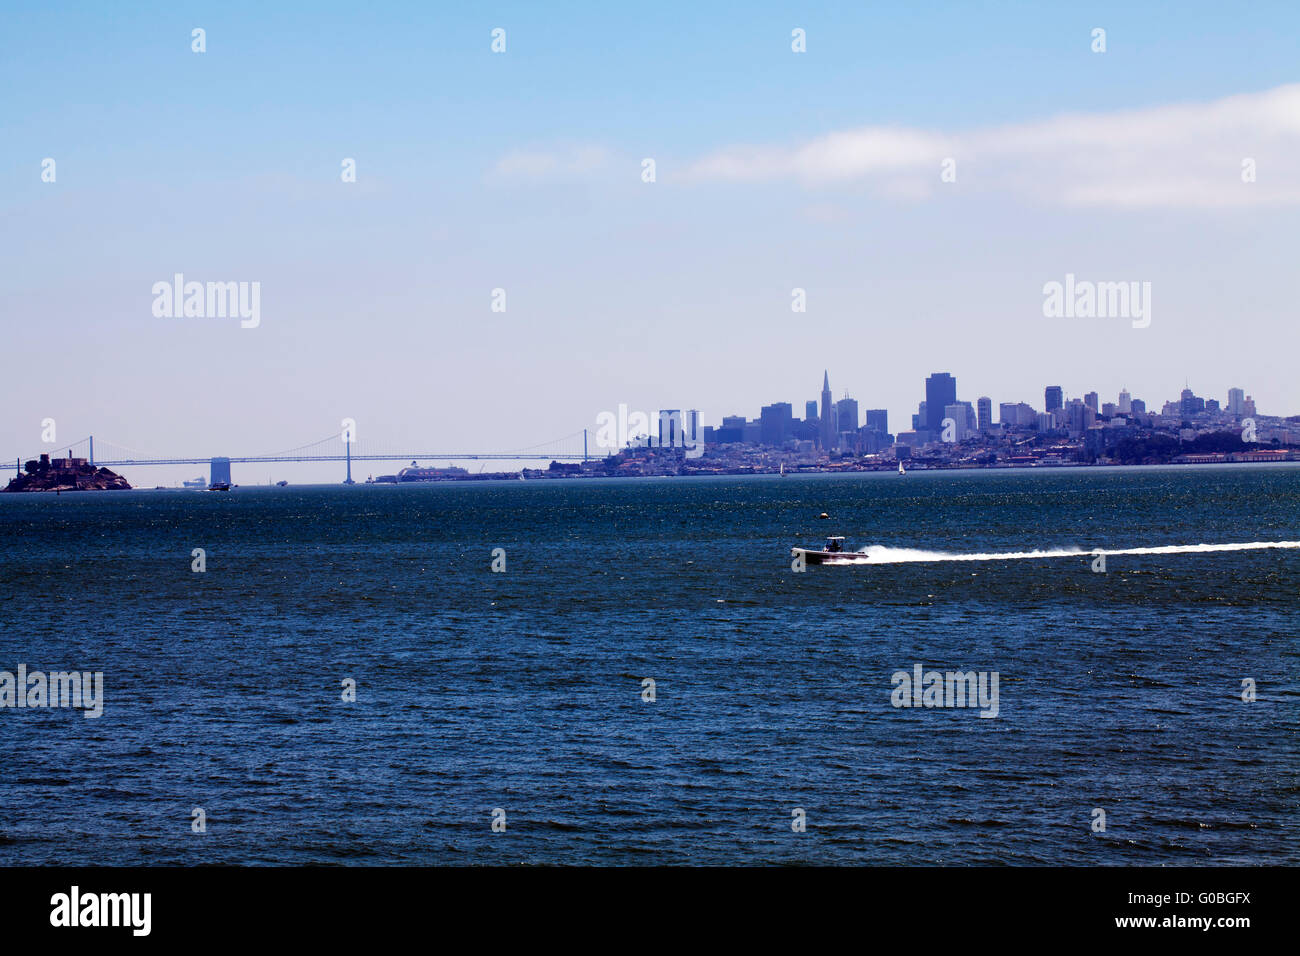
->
[779,462,785,477]
[208,482,231,492]
[898,461,906,476]
[182,477,205,489]
[275,480,288,487]
[792,535,850,565]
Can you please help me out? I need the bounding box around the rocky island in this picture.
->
[3,454,131,492]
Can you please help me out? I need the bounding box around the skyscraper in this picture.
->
[942,403,968,441]
[1084,391,1099,414]
[865,409,888,434]
[1227,388,1245,417]
[1045,386,1063,412]
[835,396,859,432]
[805,400,819,423]
[760,402,793,446]
[925,372,957,433]
[819,371,834,450]
[977,397,992,432]
[1118,388,1132,414]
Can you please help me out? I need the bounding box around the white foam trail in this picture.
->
[835,541,1300,565]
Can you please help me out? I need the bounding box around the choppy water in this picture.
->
[1,465,1297,865]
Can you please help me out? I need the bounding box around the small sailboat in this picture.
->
[779,462,785,477]
[898,461,906,476]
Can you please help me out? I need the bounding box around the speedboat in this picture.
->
[792,535,852,564]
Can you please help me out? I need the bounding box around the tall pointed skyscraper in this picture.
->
[819,370,834,451]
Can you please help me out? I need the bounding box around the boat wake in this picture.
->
[828,540,1300,565]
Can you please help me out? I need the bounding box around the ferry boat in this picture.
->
[182,477,205,489]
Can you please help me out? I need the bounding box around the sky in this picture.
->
[3,0,1299,484]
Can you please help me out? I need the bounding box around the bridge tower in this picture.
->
[344,439,354,485]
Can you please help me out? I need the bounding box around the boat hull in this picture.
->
[792,547,859,564]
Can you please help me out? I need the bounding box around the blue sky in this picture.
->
[3,1,1299,482]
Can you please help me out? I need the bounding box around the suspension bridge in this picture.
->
[11,430,594,486]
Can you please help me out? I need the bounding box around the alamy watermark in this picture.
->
[1042,273,1150,329]
[1,665,104,718]
[152,273,260,328]
[890,664,999,718]
[594,405,703,458]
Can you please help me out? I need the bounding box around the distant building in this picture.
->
[1130,399,1146,416]
[943,403,968,440]
[1118,388,1132,414]
[819,371,834,450]
[805,400,819,423]
[866,409,888,434]
[835,396,859,433]
[926,373,957,433]
[1084,391,1099,414]
[716,415,747,443]
[1000,402,1037,427]
[760,402,793,446]
[977,397,992,432]
[1045,386,1063,412]
[657,409,682,447]
[1227,387,1245,417]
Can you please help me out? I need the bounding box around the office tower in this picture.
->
[835,396,859,433]
[1130,399,1146,416]
[684,409,701,447]
[760,402,793,446]
[1102,403,1118,418]
[657,409,681,447]
[1227,388,1245,417]
[1205,399,1220,414]
[999,402,1018,426]
[1243,396,1257,417]
[942,403,968,440]
[819,371,834,450]
[1045,385,1063,412]
[865,409,888,434]
[925,373,957,433]
[805,400,819,423]
[1084,391,1099,414]
[1064,399,1088,433]
[1180,388,1205,418]
[717,415,746,444]
[1037,412,1056,432]
[976,397,992,432]
[1118,388,1131,414]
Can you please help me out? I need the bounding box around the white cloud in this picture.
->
[490,145,610,180]
[684,85,1300,207]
